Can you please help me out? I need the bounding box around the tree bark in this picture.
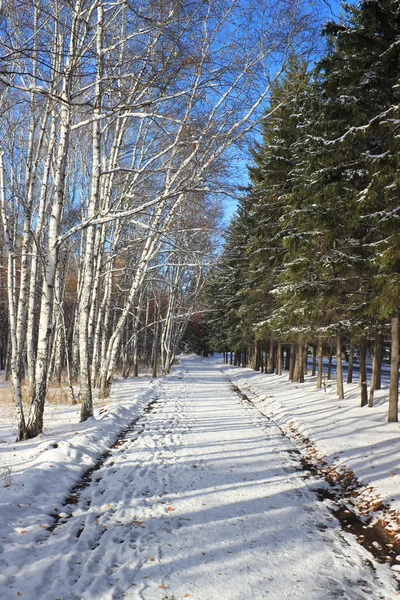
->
[277,341,283,375]
[80,5,104,422]
[369,333,383,407]
[292,345,299,382]
[336,334,344,399]
[388,316,399,422]
[255,343,261,371]
[311,344,316,376]
[316,339,323,390]
[267,339,275,374]
[303,343,308,375]
[298,342,304,383]
[359,338,368,408]
[347,340,354,384]
[327,351,333,380]
[26,98,72,438]
[0,151,26,439]
[289,343,295,381]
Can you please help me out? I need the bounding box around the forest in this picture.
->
[0,0,320,441]
[1,0,400,443]
[201,0,400,423]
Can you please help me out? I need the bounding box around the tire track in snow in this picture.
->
[1,374,192,600]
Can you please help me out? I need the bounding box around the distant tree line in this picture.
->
[203,0,400,422]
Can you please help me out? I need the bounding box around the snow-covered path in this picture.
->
[1,358,397,599]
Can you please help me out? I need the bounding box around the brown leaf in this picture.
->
[167,506,174,512]
[20,530,27,534]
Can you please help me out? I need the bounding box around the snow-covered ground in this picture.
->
[0,357,399,599]
[223,358,400,533]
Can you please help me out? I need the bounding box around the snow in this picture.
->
[0,358,399,599]
[224,359,400,529]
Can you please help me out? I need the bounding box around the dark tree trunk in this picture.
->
[336,335,344,399]
[312,344,316,377]
[289,343,295,381]
[277,341,283,375]
[327,351,333,380]
[388,317,399,422]
[316,339,323,390]
[347,340,354,384]
[303,343,308,375]
[293,345,299,382]
[255,343,261,371]
[267,339,275,374]
[368,333,383,408]
[369,333,383,407]
[376,336,383,390]
[298,342,304,383]
[360,338,368,407]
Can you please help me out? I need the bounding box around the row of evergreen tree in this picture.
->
[203,0,400,421]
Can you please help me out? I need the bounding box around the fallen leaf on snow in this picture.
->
[167,506,174,511]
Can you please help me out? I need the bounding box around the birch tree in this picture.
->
[0,0,321,438]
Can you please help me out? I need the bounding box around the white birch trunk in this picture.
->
[0,151,26,439]
[79,5,103,421]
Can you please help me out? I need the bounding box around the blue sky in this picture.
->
[222,0,355,224]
